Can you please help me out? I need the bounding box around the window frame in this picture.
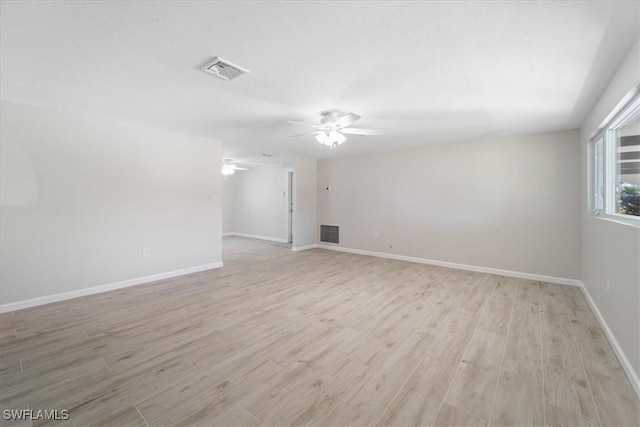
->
[593,134,604,214]
[591,89,640,226]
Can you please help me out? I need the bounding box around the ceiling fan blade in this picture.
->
[289,131,322,138]
[340,128,384,136]
[286,120,319,129]
[334,112,361,128]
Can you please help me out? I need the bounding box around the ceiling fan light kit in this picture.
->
[316,130,346,149]
[222,164,236,175]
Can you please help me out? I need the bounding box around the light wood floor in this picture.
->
[1,236,638,426]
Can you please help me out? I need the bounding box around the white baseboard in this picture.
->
[223,232,288,243]
[291,244,319,252]
[0,262,223,314]
[315,244,581,286]
[579,284,640,399]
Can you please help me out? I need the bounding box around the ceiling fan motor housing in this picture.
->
[320,110,343,126]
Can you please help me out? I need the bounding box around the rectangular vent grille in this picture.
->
[320,225,339,244]
[201,57,249,80]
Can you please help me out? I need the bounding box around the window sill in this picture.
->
[592,213,640,229]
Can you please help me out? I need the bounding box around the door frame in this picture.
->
[287,171,293,243]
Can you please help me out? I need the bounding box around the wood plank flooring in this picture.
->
[1,236,638,426]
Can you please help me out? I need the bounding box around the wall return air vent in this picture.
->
[320,225,339,244]
[201,57,249,81]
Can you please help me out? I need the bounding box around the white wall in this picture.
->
[0,100,222,306]
[222,174,239,234]
[222,164,289,241]
[580,39,640,379]
[317,129,581,280]
[292,157,317,249]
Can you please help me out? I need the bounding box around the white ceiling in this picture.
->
[1,1,638,166]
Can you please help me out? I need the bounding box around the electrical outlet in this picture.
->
[143,247,151,258]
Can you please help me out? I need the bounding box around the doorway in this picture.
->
[288,171,293,243]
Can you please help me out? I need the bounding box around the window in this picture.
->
[592,91,640,220]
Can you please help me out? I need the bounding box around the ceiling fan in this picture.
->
[288,110,383,149]
[222,159,249,176]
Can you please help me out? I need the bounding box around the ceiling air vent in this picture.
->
[201,57,249,81]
